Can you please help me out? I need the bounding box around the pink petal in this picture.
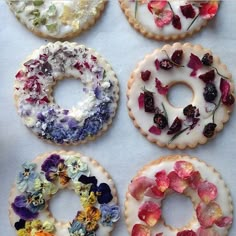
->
[155,78,169,95]
[197,181,217,203]
[145,185,164,198]
[174,161,194,179]
[168,171,188,193]
[155,170,170,192]
[148,0,167,13]
[131,224,151,236]
[138,201,161,227]
[154,10,173,28]
[15,70,25,80]
[187,53,202,76]
[199,2,218,20]
[198,70,215,83]
[220,78,230,102]
[129,176,156,200]
[149,126,162,135]
[138,93,145,109]
[197,227,220,236]
[196,202,223,228]
[177,230,196,236]
[187,171,202,189]
[156,234,163,236]
[215,216,233,227]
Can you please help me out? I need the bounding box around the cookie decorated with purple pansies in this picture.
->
[9,151,120,236]
[119,0,219,41]
[127,43,234,149]
[14,42,119,145]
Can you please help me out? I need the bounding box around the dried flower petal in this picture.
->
[174,161,194,179]
[177,230,196,236]
[199,70,215,83]
[197,181,217,203]
[172,14,182,30]
[154,10,173,28]
[155,58,160,70]
[196,202,223,228]
[215,216,233,227]
[138,93,145,109]
[155,170,170,192]
[197,227,220,236]
[180,4,196,18]
[171,50,183,65]
[129,176,156,200]
[220,78,230,103]
[138,201,161,227]
[168,171,188,193]
[131,224,151,236]
[149,125,162,135]
[141,70,151,81]
[148,0,167,13]
[155,78,169,95]
[187,53,202,76]
[187,171,202,189]
[144,91,155,113]
[199,2,218,19]
[167,117,182,135]
[16,70,25,80]
[145,185,164,198]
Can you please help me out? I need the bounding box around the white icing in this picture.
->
[127,43,233,147]
[125,156,233,235]
[9,151,119,236]
[6,0,105,38]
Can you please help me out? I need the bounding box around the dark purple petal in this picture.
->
[94,86,101,99]
[180,4,196,18]
[14,219,26,230]
[11,204,38,220]
[41,154,61,172]
[98,183,113,204]
[79,175,98,185]
[68,118,78,129]
[199,70,215,83]
[13,195,27,208]
[45,170,57,182]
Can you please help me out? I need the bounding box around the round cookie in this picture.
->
[6,0,107,39]
[9,150,120,236]
[14,41,119,145]
[127,43,234,149]
[125,154,233,236]
[119,0,219,41]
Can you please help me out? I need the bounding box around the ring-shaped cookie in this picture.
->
[125,154,233,236]
[14,42,119,145]
[9,151,120,236]
[119,0,219,41]
[127,43,234,149]
[6,0,107,39]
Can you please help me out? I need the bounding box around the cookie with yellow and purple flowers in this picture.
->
[9,151,120,236]
[127,43,234,149]
[119,0,219,41]
[125,154,233,236]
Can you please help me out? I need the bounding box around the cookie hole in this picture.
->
[168,83,193,108]
[162,193,194,229]
[49,189,82,222]
[54,78,87,110]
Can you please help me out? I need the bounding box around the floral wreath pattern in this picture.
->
[10,152,120,236]
[127,157,233,236]
[127,43,234,148]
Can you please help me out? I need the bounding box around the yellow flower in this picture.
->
[31,220,42,230]
[17,229,29,236]
[81,192,97,208]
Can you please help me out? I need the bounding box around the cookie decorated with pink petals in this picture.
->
[127,43,234,149]
[119,0,219,41]
[125,155,233,236]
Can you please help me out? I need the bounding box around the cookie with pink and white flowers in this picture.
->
[127,43,234,149]
[119,0,219,41]
[125,154,233,236]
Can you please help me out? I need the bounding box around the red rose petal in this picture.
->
[15,70,25,80]
[155,58,160,70]
[155,78,169,95]
[197,227,220,236]
[129,176,156,200]
[149,126,162,135]
[155,170,170,192]
[138,201,161,227]
[131,224,151,236]
[198,70,215,83]
[145,185,164,198]
[174,161,194,179]
[168,171,188,193]
[187,53,202,76]
[199,2,218,20]
[172,14,182,30]
[177,230,196,236]
[220,78,230,102]
[180,4,196,18]
[197,181,217,203]
[138,93,145,109]
[215,216,233,227]
[148,0,167,13]
[141,70,151,81]
[196,202,223,228]
[187,171,202,189]
[156,234,163,236]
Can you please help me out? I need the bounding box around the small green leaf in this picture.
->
[33,0,44,7]
[46,23,58,33]
[47,4,57,17]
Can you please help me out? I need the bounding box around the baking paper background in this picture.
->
[0,0,236,235]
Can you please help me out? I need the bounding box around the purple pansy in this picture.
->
[79,175,113,204]
[100,204,120,226]
[14,218,26,230]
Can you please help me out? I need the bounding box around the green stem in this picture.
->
[168,1,174,14]
[162,50,184,68]
[187,13,199,31]
[168,127,189,144]
[212,99,221,123]
[162,103,169,126]
[211,66,230,80]
[135,0,138,18]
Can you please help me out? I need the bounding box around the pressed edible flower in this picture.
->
[131,223,150,236]
[100,204,120,226]
[199,1,218,19]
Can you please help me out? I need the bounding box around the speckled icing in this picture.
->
[127,43,234,149]
[14,42,119,145]
[120,0,219,40]
[9,151,120,236]
[125,155,233,236]
[6,0,106,38]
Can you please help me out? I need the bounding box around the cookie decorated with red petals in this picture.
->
[127,43,234,149]
[9,151,120,236]
[125,155,233,236]
[119,0,219,41]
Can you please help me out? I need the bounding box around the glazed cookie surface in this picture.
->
[9,151,120,236]
[125,154,233,236]
[6,0,106,39]
[119,0,219,41]
[14,42,119,145]
[127,43,234,149]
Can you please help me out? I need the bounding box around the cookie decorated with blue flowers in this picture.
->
[9,151,120,236]
[14,42,119,145]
